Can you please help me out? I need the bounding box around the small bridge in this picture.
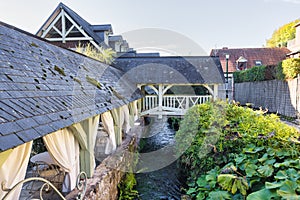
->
[113,56,225,118]
[141,94,211,117]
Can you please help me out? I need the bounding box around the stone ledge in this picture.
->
[66,122,143,200]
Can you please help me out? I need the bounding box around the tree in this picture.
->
[76,43,116,64]
[266,19,300,47]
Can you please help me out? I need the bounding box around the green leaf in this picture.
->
[258,153,269,163]
[277,180,299,199]
[245,163,258,177]
[275,170,288,180]
[217,174,236,192]
[244,145,264,154]
[208,191,231,200]
[235,155,246,165]
[264,159,276,165]
[197,176,208,187]
[265,181,283,189]
[246,188,278,200]
[187,187,197,195]
[257,165,274,177]
[196,192,206,200]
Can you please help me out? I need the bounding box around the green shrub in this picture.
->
[176,101,300,199]
[275,61,285,80]
[233,66,266,83]
[282,58,300,79]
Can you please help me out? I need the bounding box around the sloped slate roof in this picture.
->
[112,56,224,85]
[36,3,110,47]
[210,47,290,73]
[91,24,113,33]
[0,22,141,152]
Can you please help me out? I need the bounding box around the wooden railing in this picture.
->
[142,95,212,111]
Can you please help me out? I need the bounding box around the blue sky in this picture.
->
[1,0,299,54]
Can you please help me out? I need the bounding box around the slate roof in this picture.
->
[210,47,290,73]
[0,21,141,152]
[91,25,113,33]
[112,56,224,85]
[36,3,111,47]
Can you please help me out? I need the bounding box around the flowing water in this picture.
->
[135,117,184,200]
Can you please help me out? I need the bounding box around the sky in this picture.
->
[0,0,300,55]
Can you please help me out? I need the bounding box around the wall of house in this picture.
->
[65,122,143,200]
[234,76,300,118]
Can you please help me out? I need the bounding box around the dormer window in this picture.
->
[255,60,262,66]
[236,56,248,71]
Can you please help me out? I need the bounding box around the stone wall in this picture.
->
[66,122,143,200]
[234,76,300,117]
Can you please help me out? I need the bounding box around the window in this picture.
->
[255,60,262,66]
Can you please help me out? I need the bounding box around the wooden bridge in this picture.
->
[141,94,211,117]
[113,56,225,118]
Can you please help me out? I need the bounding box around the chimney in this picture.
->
[222,47,229,50]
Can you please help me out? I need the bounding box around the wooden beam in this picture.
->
[148,85,158,95]
[61,9,66,43]
[41,12,63,38]
[46,37,93,41]
[162,85,173,95]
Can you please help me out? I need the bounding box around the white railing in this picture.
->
[142,95,212,111]
[163,95,211,109]
[143,95,158,111]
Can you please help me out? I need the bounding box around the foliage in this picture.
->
[275,61,285,80]
[266,19,300,47]
[233,66,266,83]
[282,58,300,79]
[176,101,300,199]
[76,43,116,64]
[118,173,139,200]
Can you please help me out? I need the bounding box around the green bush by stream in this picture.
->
[176,101,300,199]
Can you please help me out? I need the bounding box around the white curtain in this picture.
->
[0,141,33,200]
[43,129,80,193]
[101,111,116,154]
[122,105,131,133]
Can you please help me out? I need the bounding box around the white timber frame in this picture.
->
[40,8,101,50]
[139,84,219,118]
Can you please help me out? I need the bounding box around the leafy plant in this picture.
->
[177,101,300,199]
[282,58,300,79]
[233,65,266,83]
[266,19,300,47]
[76,43,116,64]
[118,173,139,200]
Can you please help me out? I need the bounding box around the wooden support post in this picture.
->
[69,115,100,178]
[158,84,163,119]
[213,84,218,100]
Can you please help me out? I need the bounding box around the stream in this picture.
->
[135,117,184,200]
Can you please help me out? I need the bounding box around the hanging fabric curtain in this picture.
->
[122,105,131,133]
[43,129,79,193]
[0,149,12,168]
[0,141,33,200]
[101,111,117,154]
